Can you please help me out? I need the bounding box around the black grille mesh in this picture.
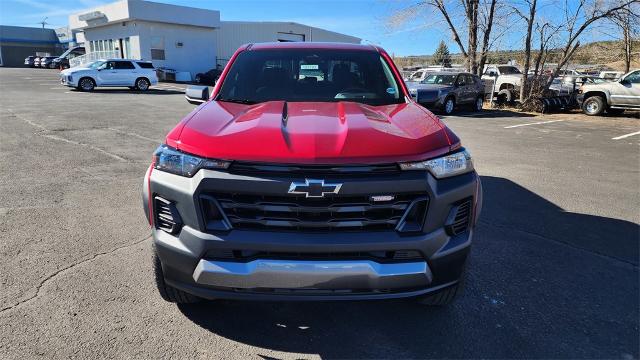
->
[205,193,426,232]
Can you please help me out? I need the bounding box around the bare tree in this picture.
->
[611,4,639,73]
[388,0,499,75]
[511,0,538,102]
[478,0,499,74]
[531,22,557,76]
[542,0,638,89]
[462,0,480,73]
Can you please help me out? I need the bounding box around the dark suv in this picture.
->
[407,72,486,114]
[144,42,482,306]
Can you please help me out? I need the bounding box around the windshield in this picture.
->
[409,71,423,80]
[498,66,521,75]
[87,61,104,69]
[216,49,404,106]
[421,74,457,85]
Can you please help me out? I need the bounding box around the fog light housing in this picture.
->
[200,195,232,231]
[154,196,183,234]
[396,197,428,233]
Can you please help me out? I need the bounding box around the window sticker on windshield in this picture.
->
[300,64,319,70]
[386,87,396,94]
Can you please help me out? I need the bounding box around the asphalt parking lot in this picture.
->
[0,67,638,359]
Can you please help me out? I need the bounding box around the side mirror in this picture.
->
[185,85,209,105]
[620,78,630,86]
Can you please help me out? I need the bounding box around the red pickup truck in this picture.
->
[143,42,482,306]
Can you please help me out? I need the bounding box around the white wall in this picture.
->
[128,0,219,28]
[82,20,216,77]
[216,21,361,63]
[136,21,216,76]
[69,0,130,30]
[70,0,219,30]
[81,22,142,59]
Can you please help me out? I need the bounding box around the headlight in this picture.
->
[153,145,230,177]
[399,150,474,178]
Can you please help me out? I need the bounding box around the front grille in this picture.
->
[206,193,427,232]
[205,249,423,263]
[416,90,439,102]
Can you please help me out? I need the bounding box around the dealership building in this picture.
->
[64,0,360,78]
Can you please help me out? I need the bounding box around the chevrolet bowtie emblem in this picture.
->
[288,179,342,198]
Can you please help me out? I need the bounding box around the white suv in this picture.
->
[61,59,158,91]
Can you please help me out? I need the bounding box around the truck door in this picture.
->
[611,71,640,106]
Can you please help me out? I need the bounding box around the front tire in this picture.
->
[582,96,605,116]
[496,89,513,104]
[78,77,95,91]
[153,248,200,304]
[443,97,455,115]
[135,77,150,91]
[474,96,484,112]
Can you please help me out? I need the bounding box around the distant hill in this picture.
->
[393,40,639,71]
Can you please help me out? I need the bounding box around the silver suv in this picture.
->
[577,70,640,116]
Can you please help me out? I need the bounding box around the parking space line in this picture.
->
[612,131,640,140]
[504,120,565,129]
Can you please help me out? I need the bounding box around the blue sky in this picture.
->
[0,0,625,56]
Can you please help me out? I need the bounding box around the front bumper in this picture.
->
[144,165,482,301]
[193,258,431,290]
[61,75,77,87]
[410,92,445,110]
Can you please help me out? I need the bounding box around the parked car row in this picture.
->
[403,64,639,116]
[24,46,86,69]
[25,55,58,69]
[60,59,159,91]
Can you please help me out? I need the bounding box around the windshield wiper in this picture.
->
[218,98,258,105]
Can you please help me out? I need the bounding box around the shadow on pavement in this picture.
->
[177,176,639,358]
[68,88,183,95]
[437,108,537,118]
[480,176,639,265]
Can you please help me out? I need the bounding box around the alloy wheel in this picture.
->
[81,79,94,91]
[445,99,454,114]
[137,79,149,91]
[585,100,599,114]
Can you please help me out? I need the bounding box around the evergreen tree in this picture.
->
[432,41,452,67]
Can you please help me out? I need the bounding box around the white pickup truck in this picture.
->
[481,65,527,102]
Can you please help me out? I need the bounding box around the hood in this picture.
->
[62,66,91,75]
[408,83,454,92]
[167,101,457,164]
